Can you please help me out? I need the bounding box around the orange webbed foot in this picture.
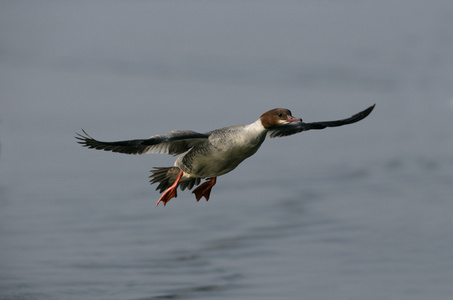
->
[155,171,184,207]
[192,177,217,202]
[156,186,177,207]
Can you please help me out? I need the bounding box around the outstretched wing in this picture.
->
[75,129,209,155]
[267,104,375,138]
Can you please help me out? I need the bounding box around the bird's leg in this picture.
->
[192,177,217,202]
[155,171,184,207]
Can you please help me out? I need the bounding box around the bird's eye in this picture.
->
[278,113,283,117]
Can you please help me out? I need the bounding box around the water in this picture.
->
[1,1,453,299]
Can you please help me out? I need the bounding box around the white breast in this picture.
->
[176,120,267,178]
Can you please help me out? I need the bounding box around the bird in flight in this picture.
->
[76,104,375,206]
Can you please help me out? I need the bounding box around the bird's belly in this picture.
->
[176,144,260,178]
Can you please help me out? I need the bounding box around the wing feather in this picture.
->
[267,104,375,138]
[75,129,209,155]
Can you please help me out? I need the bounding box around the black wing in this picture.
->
[267,104,375,138]
[75,129,209,155]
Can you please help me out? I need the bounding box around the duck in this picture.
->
[76,104,375,206]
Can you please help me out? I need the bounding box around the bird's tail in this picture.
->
[149,167,201,193]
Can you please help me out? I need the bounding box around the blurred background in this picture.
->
[1,1,452,299]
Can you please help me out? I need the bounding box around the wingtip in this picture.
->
[362,104,376,117]
[75,129,93,139]
[75,129,96,147]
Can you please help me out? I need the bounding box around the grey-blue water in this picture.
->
[1,1,453,299]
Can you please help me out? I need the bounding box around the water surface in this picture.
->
[1,1,453,299]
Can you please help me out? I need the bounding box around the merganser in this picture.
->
[76,104,374,206]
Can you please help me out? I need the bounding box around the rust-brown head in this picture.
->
[259,108,302,129]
